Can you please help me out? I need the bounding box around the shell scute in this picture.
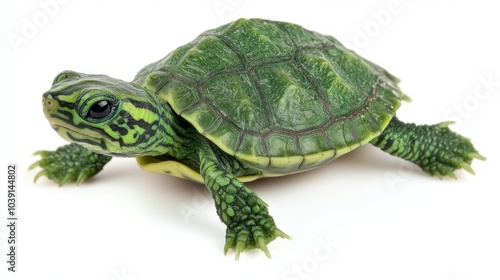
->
[266,134,298,158]
[254,61,330,131]
[164,37,242,81]
[220,18,294,64]
[160,79,198,113]
[207,121,241,153]
[236,134,266,161]
[202,73,267,132]
[276,21,333,47]
[299,131,332,155]
[181,102,219,135]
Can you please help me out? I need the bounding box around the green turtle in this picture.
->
[31,18,484,259]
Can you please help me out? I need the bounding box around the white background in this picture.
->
[1,1,499,280]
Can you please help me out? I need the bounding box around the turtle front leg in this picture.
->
[199,151,290,260]
[370,117,485,177]
[30,143,112,186]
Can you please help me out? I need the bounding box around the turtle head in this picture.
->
[42,70,170,157]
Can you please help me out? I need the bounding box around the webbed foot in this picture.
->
[30,143,111,186]
[223,205,291,260]
[421,123,486,177]
[371,117,485,178]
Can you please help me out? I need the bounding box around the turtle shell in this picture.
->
[133,18,406,175]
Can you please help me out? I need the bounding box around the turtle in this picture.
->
[31,18,484,259]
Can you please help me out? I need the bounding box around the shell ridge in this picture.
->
[252,77,381,138]
[274,22,336,122]
[318,48,368,101]
[214,33,276,132]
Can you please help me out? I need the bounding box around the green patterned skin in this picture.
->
[32,18,484,259]
[370,117,485,177]
[30,144,111,186]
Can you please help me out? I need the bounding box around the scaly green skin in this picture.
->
[30,143,111,186]
[370,117,485,177]
[198,141,290,259]
[32,18,484,259]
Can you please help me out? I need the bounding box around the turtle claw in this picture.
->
[448,172,457,180]
[76,172,91,186]
[274,228,292,240]
[438,121,455,128]
[33,170,48,183]
[257,237,271,259]
[29,160,41,170]
[427,145,484,178]
[61,172,76,186]
[468,152,487,161]
[230,239,271,260]
[234,240,247,261]
[256,230,292,257]
[458,162,475,175]
[224,224,290,260]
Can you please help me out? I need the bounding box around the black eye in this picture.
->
[88,100,112,119]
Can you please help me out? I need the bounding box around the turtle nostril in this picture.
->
[43,95,54,108]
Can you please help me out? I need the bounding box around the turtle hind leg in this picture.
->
[30,143,112,186]
[370,117,485,178]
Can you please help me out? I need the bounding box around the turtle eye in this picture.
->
[89,100,112,119]
[79,93,118,122]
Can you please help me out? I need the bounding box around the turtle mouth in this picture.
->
[48,121,112,152]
